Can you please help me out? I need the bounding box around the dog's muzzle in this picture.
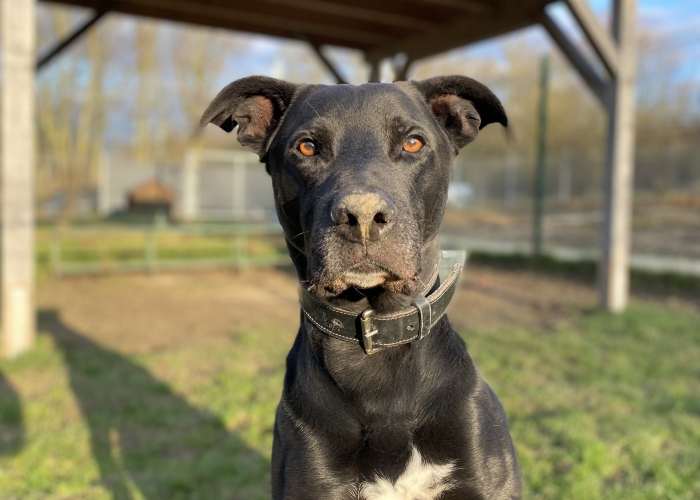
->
[299,250,466,354]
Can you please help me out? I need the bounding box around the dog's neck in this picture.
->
[289,236,452,422]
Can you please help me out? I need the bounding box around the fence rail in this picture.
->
[48,222,290,277]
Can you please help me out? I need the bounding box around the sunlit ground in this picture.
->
[0,265,698,499]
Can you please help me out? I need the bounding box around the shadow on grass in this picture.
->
[0,371,24,457]
[39,310,270,500]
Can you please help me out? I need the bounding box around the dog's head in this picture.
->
[201,77,506,308]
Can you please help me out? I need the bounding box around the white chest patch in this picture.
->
[359,446,456,500]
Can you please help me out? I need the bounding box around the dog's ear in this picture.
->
[413,76,507,149]
[200,76,299,157]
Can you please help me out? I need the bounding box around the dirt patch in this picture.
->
[37,265,697,354]
[37,268,300,354]
[449,265,598,333]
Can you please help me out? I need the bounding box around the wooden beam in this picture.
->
[37,8,108,70]
[116,0,392,46]
[2,0,36,357]
[367,10,536,62]
[256,0,436,31]
[540,11,609,107]
[307,41,347,84]
[46,0,393,48]
[598,0,637,312]
[414,0,491,14]
[565,0,619,76]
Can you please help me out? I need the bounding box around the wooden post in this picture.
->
[367,58,380,83]
[505,153,518,207]
[393,54,411,82]
[599,0,637,312]
[2,0,37,357]
[558,148,573,203]
[232,159,246,220]
[182,149,199,221]
[145,227,158,274]
[50,228,62,278]
[98,151,111,217]
[533,54,550,259]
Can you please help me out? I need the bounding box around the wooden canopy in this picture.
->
[47,0,557,64]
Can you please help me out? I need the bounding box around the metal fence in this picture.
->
[47,222,289,277]
[437,26,700,275]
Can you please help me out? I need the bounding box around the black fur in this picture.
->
[202,76,521,499]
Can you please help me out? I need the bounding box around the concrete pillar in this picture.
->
[599,0,637,312]
[2,0,37,357]
[182,149,199,221]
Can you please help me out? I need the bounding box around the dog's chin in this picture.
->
[343,271,390,290]
[310,269,420,312]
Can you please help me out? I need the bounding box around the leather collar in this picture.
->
[299,251,466,354]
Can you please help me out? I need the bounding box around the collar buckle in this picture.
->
[360,309,381,355]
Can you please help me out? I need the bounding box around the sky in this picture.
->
[605,0,700,29]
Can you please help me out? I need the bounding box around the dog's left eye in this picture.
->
[403,137,424,153]
[298,140,317,156]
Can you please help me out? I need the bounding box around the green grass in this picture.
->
[469,304,700,500]
[1,304,699,498]
[469,251,700,297]
[0,311,287,500]
[35,226,288,278]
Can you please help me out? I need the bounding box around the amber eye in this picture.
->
[298,140,317,156]
[403,137,424,153]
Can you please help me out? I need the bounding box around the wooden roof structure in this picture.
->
[2,0,638,356]
[48,0,560,63]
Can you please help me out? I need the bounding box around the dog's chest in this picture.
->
[358,446,455,500]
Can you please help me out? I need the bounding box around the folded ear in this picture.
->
[200,76,299,157]
[413,76,507,149]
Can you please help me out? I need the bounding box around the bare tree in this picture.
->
[37,6,112,218]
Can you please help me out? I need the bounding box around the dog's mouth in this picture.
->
[343,262,392,289]
[309,260,420,300]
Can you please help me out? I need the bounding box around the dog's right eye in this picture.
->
[403,137,424,153]
[298,140,317,157]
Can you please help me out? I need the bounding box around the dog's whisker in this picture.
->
[306,101,321,118]
[290,230,309,240]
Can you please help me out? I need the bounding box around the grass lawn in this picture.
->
[471,305,700,499]
[0,267,699,499]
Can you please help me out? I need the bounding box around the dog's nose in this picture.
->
[332,191,396,242]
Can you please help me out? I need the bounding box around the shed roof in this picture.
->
[47,0,557,62]
[128,179,175,204]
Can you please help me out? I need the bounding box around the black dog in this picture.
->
[201,76,521,500]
